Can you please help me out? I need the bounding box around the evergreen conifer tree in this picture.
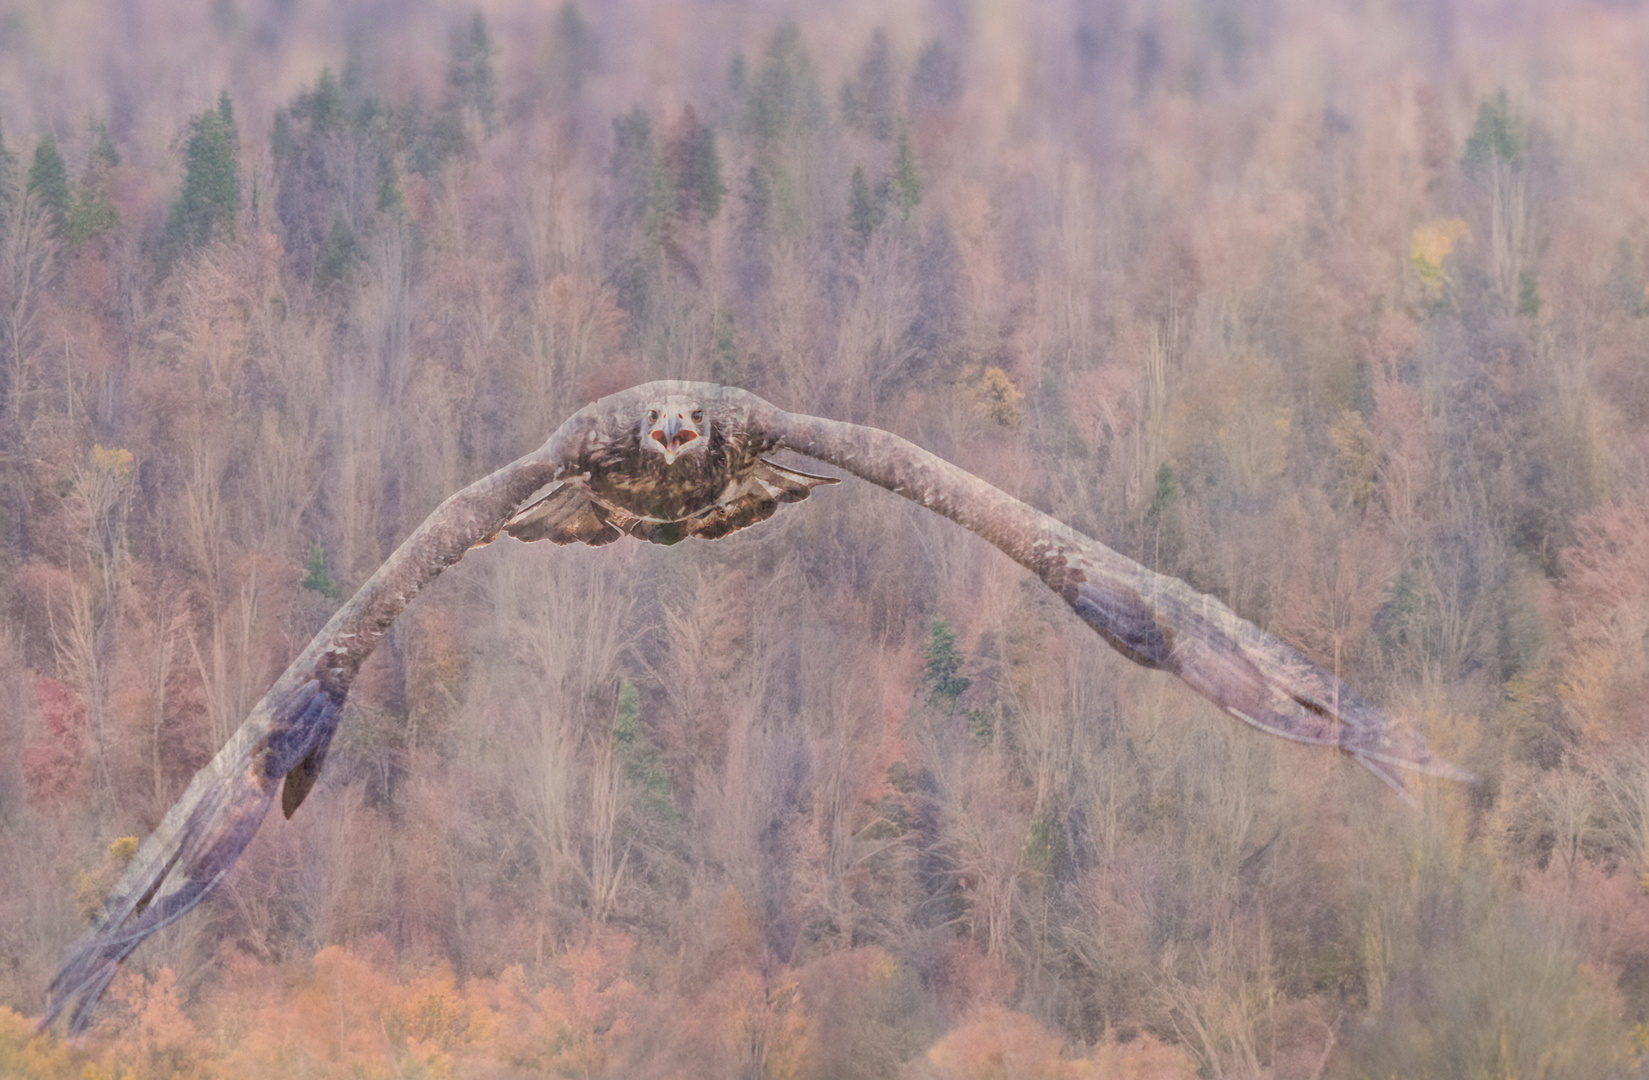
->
[377,166,405,216]
[911,38,962,111]
[671,109,726,223]
[0,122,16,199]
[65,123,120,243]
[547,3,596,106]
[1462,89,1523,175]
[314,215,361,291]
[167,93,241,254]
[0,124,15,244]
[301,542,340,599]
[923,618,970,707]
[612,108,670,239]
[711,312,742,385]
[745,21,823,143]
[842,29,895,139]
[26,135,71,231]
[299,68,347,138]
[686,123,726,221]
[448,12,497,134]
[1517,268,1541,317]
[91,123,119,170]
[892,127,921,218]
[850,165,884,239]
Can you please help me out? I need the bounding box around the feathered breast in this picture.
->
[583,416,747,521]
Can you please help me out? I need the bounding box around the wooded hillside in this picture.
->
[4,0,1649,1075]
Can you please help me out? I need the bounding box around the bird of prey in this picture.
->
[42,380,1473,1033]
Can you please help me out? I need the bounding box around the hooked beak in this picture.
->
[651,414,699,464]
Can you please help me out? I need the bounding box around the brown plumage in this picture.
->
[42,380,1472,1034]
[501,389,837,545]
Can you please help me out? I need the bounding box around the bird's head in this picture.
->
[640,395,710,466]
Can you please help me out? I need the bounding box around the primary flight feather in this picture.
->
[42,380,1472,1034]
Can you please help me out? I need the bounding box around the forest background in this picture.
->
[2,0,1649,1075]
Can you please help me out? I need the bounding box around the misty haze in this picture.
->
[1,0,1647,1076]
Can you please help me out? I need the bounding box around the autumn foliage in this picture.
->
[6,0,1649,1075]
[22,678,88,808]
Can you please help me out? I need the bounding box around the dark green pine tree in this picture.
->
[90,123,119,170]
[745,20,823,144]
[65,123,120,243]
[609,107,674,315]
[613,679,673,821]
[547,3,596,106]
[1517,267,1542,318]
[297,67,347,138]
[301,541,340,599]
[26,134,71,231]
[892,127,921,219]
[741,164,771,235]
[448,12,497,134]
[849,164,884,240]
[1462,89,1523,176]
[841,29,895,140]
[168,92,241,254]
[711,310,742,385]
[269,108,296,164]
[923,618,970,708]
[911,39,962,112]
[671,108,726,222]
[314,215,362,292]
[1152,462,1178,513]
[613,107,671,240]
[0,122,17,210]
[377,165,405,217]
[686,123,726,221]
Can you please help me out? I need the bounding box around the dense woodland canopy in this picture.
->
[3,0,1649,1075]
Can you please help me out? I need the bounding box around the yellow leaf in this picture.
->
[1410,219,1469,287]
[91,444,134,481]
[969,365,1023,428]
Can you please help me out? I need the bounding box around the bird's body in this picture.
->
[503,388,835,545]
[42,380,1473,1035]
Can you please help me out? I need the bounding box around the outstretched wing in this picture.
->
[45,679,343,1034]
[42,413,596,1034]
[44,380,1470,1036]
[757,399,1474,796]
[504,480,625,546]
[677,459,839,541]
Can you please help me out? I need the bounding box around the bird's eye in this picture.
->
[647,410,659,424]
[691,410,704,424]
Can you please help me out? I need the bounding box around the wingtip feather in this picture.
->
[1353,751,1419,805]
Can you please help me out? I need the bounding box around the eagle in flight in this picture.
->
[43,381,1472,1033]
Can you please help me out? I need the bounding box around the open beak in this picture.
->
[651,415,700,464]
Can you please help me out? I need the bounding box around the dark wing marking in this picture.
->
[45,379,1470,1036]
[42,412,591,1034]
[750,459,841,502]
[506,485,700,547]
[760,398,1475,799]
[505,456,839,547]
[504,480,625,546]
[281,706,339,818]
[684,459,840,541]
[1058,554,1474,793]
[49,679,340,1033]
